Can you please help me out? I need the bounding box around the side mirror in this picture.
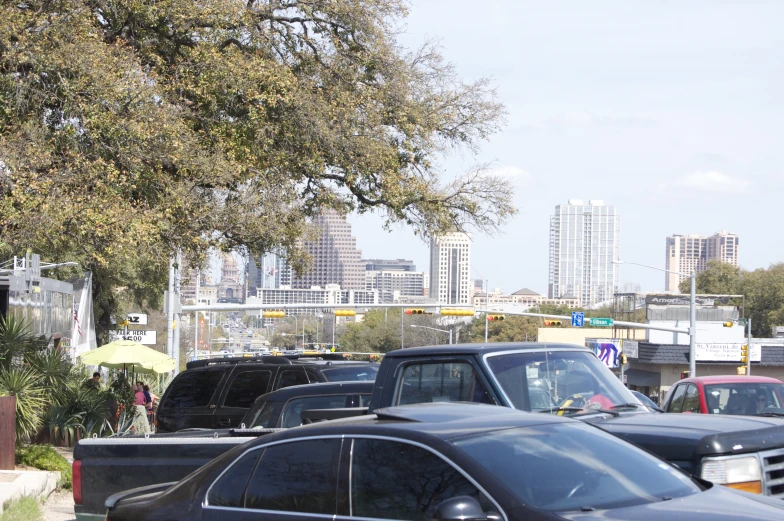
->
[433,496,492,521]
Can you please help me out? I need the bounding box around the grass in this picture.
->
[15,445,72,490]
[0,496,43,521]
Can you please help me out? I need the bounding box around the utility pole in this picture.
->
[747,317,752,375]
[165,256,175,377]
[689,270,696,378]
[194,270,200,355]
[401,307,404,349]
[173,251,182,374]
[484,279,489,343]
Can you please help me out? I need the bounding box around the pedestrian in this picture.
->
[131,382,151,435]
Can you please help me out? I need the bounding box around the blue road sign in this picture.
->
[571,311,585,327]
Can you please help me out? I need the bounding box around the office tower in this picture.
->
[361,259,417,272]
[664,231,739,291]
[247,253,292,296]
[362,259,424,303]
[429,232,471,305]
[291,209,364,290]
[548,200,621,307]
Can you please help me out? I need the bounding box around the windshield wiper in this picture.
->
[611,403,641,409]
[536,406,586,414]
[536,406,620,417]
[755,412,784,418]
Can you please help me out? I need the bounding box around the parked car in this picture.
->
[661,375,784,416]
[104,403,784,521]
[73,381,373,521]
[155,355,378,432]
[630,390,663,411]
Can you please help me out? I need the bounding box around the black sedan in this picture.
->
[105,403,784,521]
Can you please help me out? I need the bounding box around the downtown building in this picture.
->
[429,232,471,305]
[664,231,739,291]
[548,200,621,308]
[251,284,378,317]
[363,259,426,303]
[246,252,292,296]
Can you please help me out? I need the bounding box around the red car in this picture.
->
[662,375,784,415]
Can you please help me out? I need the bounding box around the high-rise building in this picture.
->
[362,259,424,303]
[292,209,364,291]
[361,259,416,272]
[548,200,621,307]
[664,231,739,291]
[429,232,471,305]
[247,253,292,296]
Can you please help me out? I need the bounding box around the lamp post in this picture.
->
[614,260,697,377]
[410,324,452,345]
[471,265,489,343]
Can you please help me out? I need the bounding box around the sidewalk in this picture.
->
[0,470,59,515]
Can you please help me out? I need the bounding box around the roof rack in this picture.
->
[185,355,295,370]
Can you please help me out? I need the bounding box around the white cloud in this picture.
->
[674,171,751,193]
[487,165,534,186]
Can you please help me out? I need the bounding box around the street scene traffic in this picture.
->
[1,2,784,521]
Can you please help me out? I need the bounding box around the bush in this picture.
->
[0,367,47,441]
[15,445,72,490]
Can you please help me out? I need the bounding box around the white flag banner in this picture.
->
[71,271,97,360]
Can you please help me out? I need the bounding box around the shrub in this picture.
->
[0,367,47,441]
[0,496,43,521]
[15,444,72,490]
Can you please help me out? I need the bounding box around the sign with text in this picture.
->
[571,312,585,327]
[108,330,158,345]
[695,343,761,362]
[623,340,639,358]
[127,313,148,325]
[589,317,614,327]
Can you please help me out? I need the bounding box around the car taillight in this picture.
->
[72,460,82,505]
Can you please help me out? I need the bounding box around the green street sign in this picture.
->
[589,317,614,327]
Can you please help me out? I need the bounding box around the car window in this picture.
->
[162,369,226,409]
[396,362,493,405]
[454,423,700,512]
[682,385,700,413]
[319,365,379,382]
[280,395,351,428]
[350,438,492,521]
[245,439,342,514]
[666,385,687,413]
[246,401,280,429]
[207,449,262,507]
[359,394,371,407]
[277,369,310,389]
[223,370,272,409]
[704,382,784,415]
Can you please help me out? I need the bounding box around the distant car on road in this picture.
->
[104,403,784,521]
[662,375,784,416]
[630,390,662,411]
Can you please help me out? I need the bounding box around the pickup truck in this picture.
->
[74,342,784,521]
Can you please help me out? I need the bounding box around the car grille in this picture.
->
[761,447,784,498]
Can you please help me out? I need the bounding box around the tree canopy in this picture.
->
[0,0,512,326]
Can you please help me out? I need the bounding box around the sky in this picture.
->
[347,0,784,295]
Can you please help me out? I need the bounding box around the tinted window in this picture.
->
[245,439,342,514]
[162,370,225,409]
[320,365,379,382]
[277,369,309,389]
[455,423,700,512]
[246,401,281,429]
[682,385,701,413]
[704,382,784,415]
[666,385,687,413]
[396,362,493,405]
[351,438,490,521]
[280,395,350,428]
[223,370,272,409]
[208,449,261,507]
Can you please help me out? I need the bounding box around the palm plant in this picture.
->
[27,348,72,402]
[0,315,44,370]
[44,405,85,446]
[0,366,47,441]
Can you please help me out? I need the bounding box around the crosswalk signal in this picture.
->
[487,315,505,321]
[723,321,734,327]
[740,345,749,364]
[440,309,475,316]
[334,309,356,317]
[405,308,425,315]
[680,371,689,379]
[544,320,562,327]
[263,310,286,318]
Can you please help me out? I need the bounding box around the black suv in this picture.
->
[156,355,378,432]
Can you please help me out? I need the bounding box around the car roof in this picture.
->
[254,381,375,402]
[248,402,575,447]
[682,375,784,384]
[383,342,592,358]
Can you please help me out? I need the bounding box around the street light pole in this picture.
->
[484,279,489,343]
[410,325,452,344]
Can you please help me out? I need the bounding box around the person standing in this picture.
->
[132,383,151,434]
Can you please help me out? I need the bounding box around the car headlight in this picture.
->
[700,455,762,494]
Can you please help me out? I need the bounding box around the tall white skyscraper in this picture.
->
[664,231,739,291]
[429,232,471,305]
[548,200,621,307]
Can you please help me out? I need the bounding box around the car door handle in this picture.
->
[217,418,231,426]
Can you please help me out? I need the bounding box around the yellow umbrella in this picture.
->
[79,339,176,374]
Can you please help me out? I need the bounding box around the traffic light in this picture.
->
[440,309,475,316]
[680,371,689,379]
[405,308,425,315]
[736,366,747,375]
[334,309,356,317]
[263,310,285,318]
[723,321,734,327]
[740,344,749,364]
[487,315,505,321]
[543,320,562,326]
[620,353,628,365]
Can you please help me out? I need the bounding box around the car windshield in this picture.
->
[703,382,784,415]
[453,423,701,512]
[485,350,638,415]
[319,365,378,382]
